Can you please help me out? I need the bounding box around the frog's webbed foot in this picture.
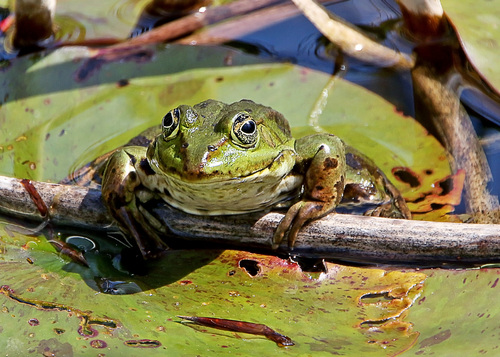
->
[114,204,168,259]
[272,200,329,249]
[366,200,410,219]
[101,148,169,260]
[365,183,412,220]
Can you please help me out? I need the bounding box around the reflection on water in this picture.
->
[111,0,151,28]
[53,15,87,43]
[95,277,143,294]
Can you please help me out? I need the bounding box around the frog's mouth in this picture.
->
[155,149,302,216]
[230,149,296,182]
[150,141,296,183]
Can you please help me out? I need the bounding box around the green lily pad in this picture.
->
[407,267,500,356]
[3,225,500,356]
[0,0,150,42]
[442,0,500,92]
[0,225,427,356]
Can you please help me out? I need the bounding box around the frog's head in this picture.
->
[147,99,296,182]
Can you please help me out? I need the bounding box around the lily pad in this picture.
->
[442,0,500,92]
[407,267,500,356]
[0,226,427,356]
[3,224,500,356]
[0,0,151,42]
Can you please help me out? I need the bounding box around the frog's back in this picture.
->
[124,125,162,147]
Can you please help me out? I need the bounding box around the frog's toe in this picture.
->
[272,204,300,249]
[273,201,326,249]
[366,201,410,220]
[287,201,325,249]
[115,206,169,259]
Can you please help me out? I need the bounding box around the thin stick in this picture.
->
[92,0,285,59]
[290,0,414,69]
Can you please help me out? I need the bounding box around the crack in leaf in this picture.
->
[0,285,119,337]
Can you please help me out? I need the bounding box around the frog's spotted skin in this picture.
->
[71,99,410,258]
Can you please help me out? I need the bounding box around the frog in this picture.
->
[64,99,410,259]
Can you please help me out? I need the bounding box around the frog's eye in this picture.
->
[162,108,180,139]
[231,113,258,147]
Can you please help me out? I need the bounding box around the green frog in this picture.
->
[65,99,410,258]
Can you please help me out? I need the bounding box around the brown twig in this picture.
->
[20,179,48,217]
[90,0,285,60]
[178,316,294,347]
[412,65,500,222]
[175,0,340,45]
[290,0,415,69]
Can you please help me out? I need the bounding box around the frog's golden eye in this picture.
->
[231,113,258,147]
[162,108,180,139]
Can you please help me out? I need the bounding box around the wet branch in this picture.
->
[412,65,500,222]
[93,0,286,59]
[0,176,499,264]
[400,0,500,223]
[290,0,415,69]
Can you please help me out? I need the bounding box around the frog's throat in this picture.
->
[148,150,303,215]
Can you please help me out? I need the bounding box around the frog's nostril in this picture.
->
[207,145,216,152]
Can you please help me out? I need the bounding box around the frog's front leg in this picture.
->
[101,147,168,259]
[273,134,346,249]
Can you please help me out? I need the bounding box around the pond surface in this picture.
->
[0,0,499,356]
